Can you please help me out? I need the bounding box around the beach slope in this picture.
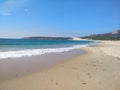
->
[0,41,120,90]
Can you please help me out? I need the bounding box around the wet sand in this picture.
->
[0,49,85,81]
[0,41,120,90]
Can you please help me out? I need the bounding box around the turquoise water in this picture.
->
[0,39,93,51]
[0,39,94,59]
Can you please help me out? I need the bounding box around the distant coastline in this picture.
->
[82,29,120,40]
[23,36,73,40]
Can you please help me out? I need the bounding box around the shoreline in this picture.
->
[0,41,93,60]
[0,41,120,90]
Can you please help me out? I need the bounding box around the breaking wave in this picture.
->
[0,45,88,59]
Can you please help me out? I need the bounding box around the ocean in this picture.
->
[0,39,95,59]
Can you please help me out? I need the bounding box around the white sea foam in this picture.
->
[0,45,88,59]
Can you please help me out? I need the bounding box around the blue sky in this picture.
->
[0,0,119,38]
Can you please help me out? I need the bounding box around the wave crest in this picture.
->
[0,45,88,59]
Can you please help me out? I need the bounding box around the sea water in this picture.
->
[0,39,95,59]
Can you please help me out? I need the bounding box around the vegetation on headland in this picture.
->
[81,29,120,40]
[23,37,72,40]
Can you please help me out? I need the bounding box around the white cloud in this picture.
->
[0,0,28,16]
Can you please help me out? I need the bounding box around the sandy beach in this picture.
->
[0,41,120,90]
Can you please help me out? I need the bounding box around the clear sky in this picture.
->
[0,0,120,38]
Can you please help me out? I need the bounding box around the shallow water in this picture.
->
[0,39,94,59]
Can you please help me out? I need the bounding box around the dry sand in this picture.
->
[0,41,120,90]
[100,41,120,58]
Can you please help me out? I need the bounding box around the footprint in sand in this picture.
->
[82,82,87,85]
[87,73,92,78]
[51,79,54,82]
[15,74,18,77]
[116,57,120,60]
[56,82,59,85]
